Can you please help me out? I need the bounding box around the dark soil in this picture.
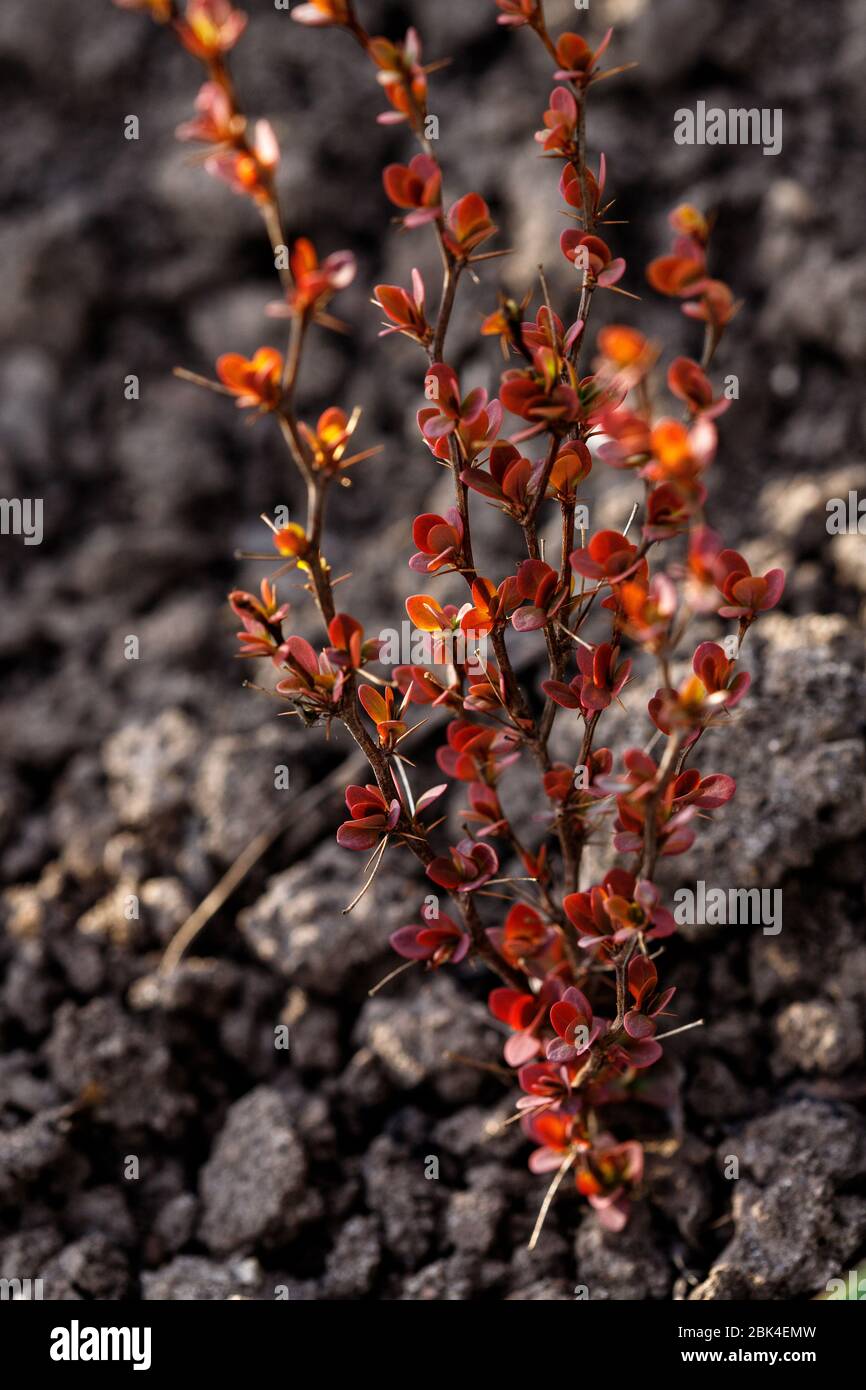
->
[1,0,865,1300]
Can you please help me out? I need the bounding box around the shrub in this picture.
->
[115,0,785,1239]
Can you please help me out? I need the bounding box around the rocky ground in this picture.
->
[0,0,865,1299]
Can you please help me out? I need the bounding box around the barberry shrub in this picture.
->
[115,0,785,1238]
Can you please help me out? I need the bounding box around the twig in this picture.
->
[528,1152,576,1251]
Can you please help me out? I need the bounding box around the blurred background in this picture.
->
[0,0,864,1301]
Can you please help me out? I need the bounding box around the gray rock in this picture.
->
[141,1255,261,1302]
[445,1186,506,1256]
[0,1107,69,1199]
[646,1138,714,1246]
[75,883,140,951]
[282,1085,337,1161]
[192,725,305,864]
[129,957,241,1017]
[103,709,202,827]
[0,1227,63,1283]
[150,1193,198,1259]
[51,930,107,995]
[692,1101,866,1299]
[44,998,187,1134]
[575,1207,672,1301]
[40,1235,130,1301]
[63,1186,136,1248]
[323,1215,381,1299]
[336,1047,393,1110]
[362,1134,439,1271]
[2,864,65,939]
[266,1276,321,1302]
[687,1055,755,1120]
[354,973,501,1103]
[238,838,419,994]
[432,1103,524,1160]
[763,250,866,362]
[280,989,342,1073]
[138,876,195,945]
[831,531,866,599]
[507,1226,571,1288]
[102,832,151,883]
[113,385,231,525]
[1,938,57,1034]
[0,1050,61,1115]
[198,1085,314,1255]
[749,881,866,1010]
[774,999,864,1076]
[691,1177,866,1300]
[400,1254,483,1301]
[721,1099,866,1186]
[631,0,720,84]
[657,613,866,906]
[507,1279,574,1301]
[758,462,866,556]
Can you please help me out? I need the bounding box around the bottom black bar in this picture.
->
[0,1297,852,1376]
